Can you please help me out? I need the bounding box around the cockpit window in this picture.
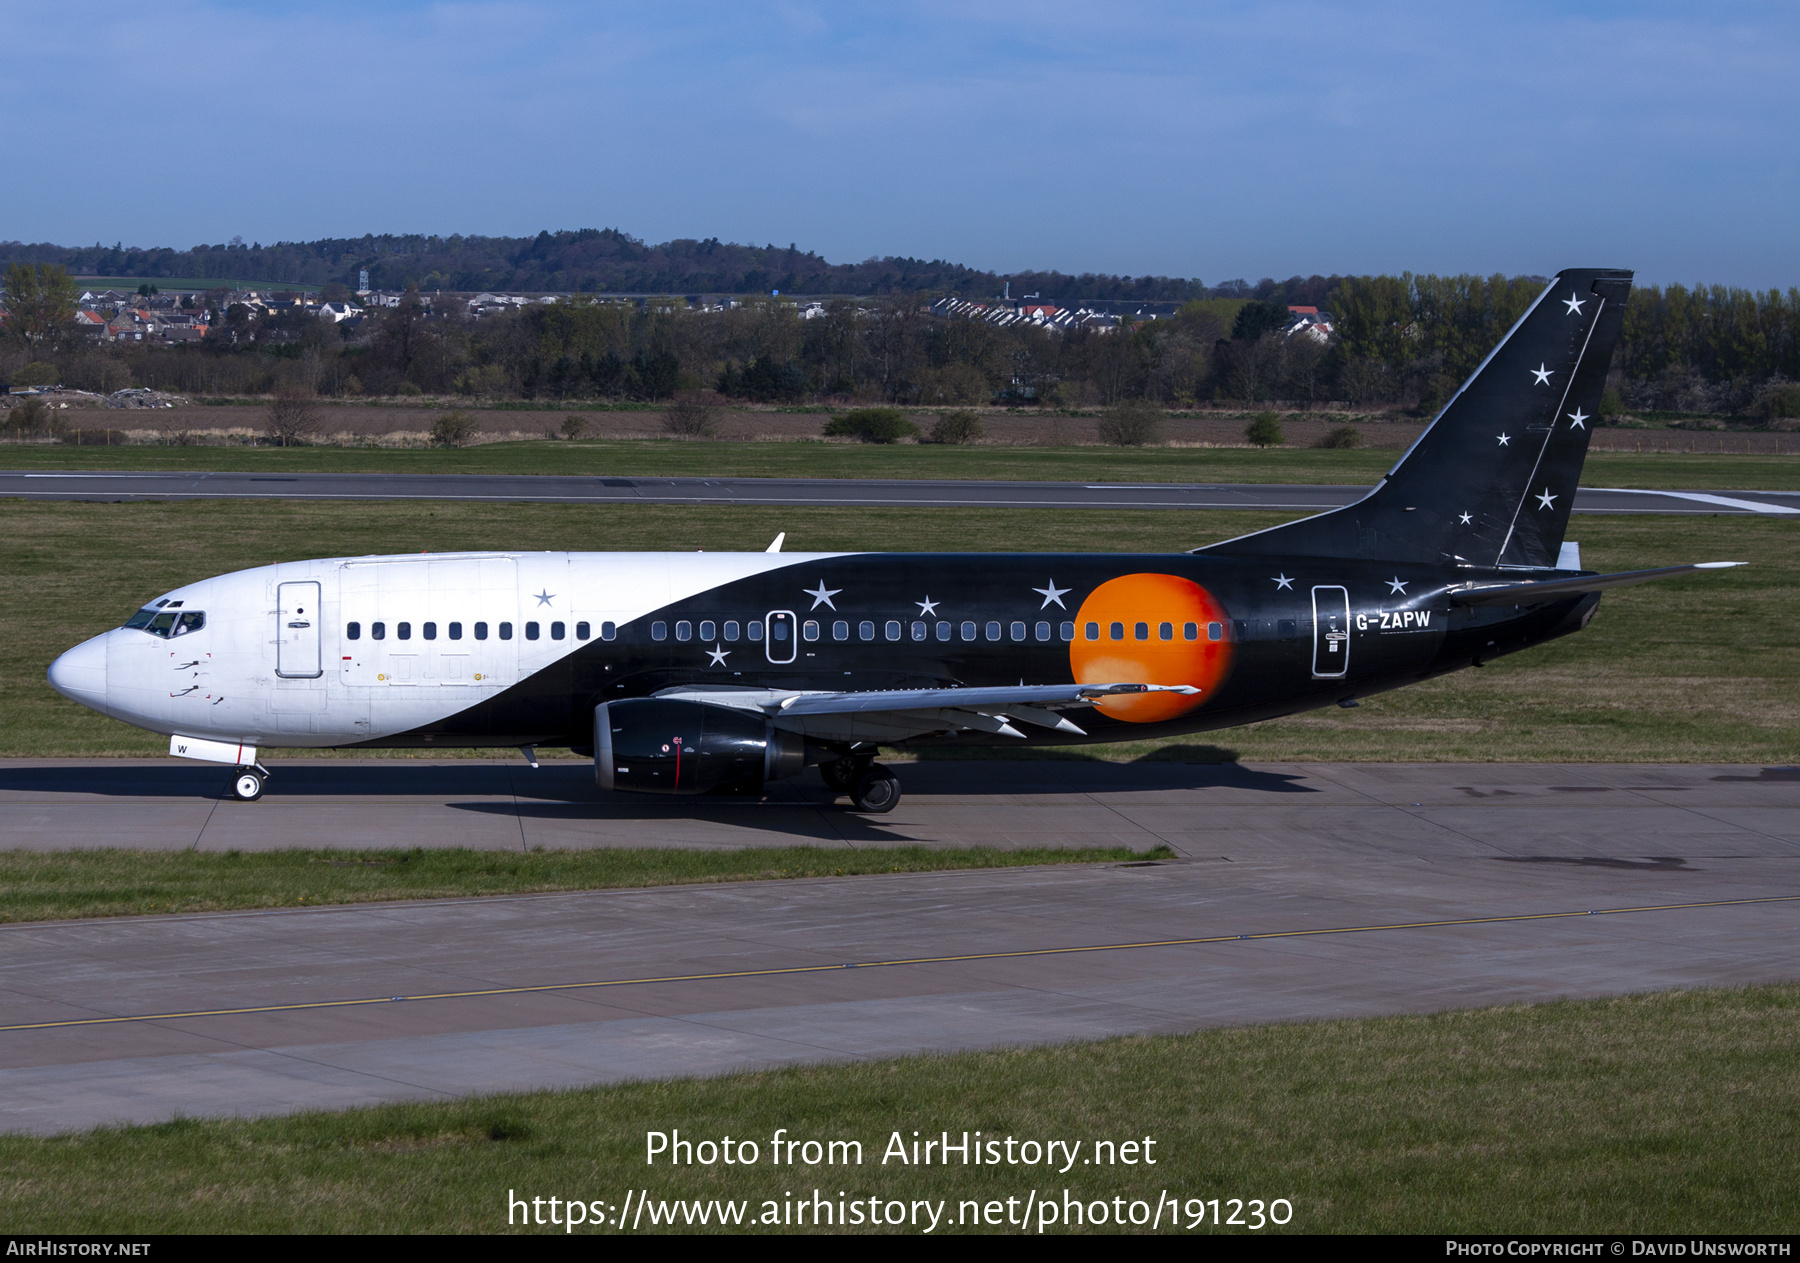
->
[124,607,204,638]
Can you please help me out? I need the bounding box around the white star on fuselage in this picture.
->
[706,645,729,666]
[1273,574,1294,591]
[1497,433,1511,446]
[1032,580,1070,609]
[533,589,555,606]
[916,597,939,616]
[1537,488,1557,510]
[1531,364,1553,386]
[1387,576,1408,595]
[803,581,841,610]
[1458,512,1473,525]
[1563,293,1586,316]
[1567,408,1589,429]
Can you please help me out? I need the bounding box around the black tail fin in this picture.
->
[1202,268,1633,568]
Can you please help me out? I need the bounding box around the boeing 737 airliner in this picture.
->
[47,269,1738,811]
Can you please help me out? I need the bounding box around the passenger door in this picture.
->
[276,581,322,678]
[1311,585,1350,679]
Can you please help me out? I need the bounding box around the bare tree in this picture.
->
[264,387,319,446]
[662,398,717,437]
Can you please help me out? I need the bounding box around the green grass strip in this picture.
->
[3,984,1796,1232]
[0,845,1167,924]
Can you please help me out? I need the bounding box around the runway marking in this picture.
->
[6,893,1794,1034]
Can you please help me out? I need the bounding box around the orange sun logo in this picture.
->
[1068,573,1233,722]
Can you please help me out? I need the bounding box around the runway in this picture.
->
[1,759,1796,1134]
[5,470,1799,515]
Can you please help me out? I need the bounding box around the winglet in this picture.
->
[765,532,785,553]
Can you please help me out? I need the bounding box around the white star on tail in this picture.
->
[1497,433,1511,446]
[1458,512,1473,525]
[803,580,841,610]
[1537,488,1557,510]
[1567,408,1589,430]
[916,596,939,616]
[1531,364,1553,385]
[706,645,729,666]
[1563,293,1586,315]
[1033,580,1070,609]
[1387,577,1408,595]
[1273,574,1294,591]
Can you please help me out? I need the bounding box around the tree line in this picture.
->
[5,265,1798,420]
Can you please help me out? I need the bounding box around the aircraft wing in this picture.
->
[653,682,1199,741]
[1450,562,1743,606]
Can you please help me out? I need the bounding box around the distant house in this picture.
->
[1284,305,1334,343]
[72,310,108,336]
[318,302,363,323]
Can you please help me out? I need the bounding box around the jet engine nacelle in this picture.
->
[595,698,805,795]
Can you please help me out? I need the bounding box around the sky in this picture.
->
[4,1,1798,287]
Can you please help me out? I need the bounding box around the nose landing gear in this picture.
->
[230,766,269,801]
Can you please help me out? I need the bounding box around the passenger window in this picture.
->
[1085,622,1099,641]
[473,622,487,641]
[724,620,740,642]
[834,621,850,641]
[651,622,668,641]
[699,620,716,641]
[1183,622,1198,640]
[936,622,952,641]
[423,621,437,641]
[372,621,387,641]
[911,621,926,642]
[526,622,540,641]
[748,621,764,642]
[1134,622,1148,641]
[674,621,691,642]
[1208,621,1223,641]
[576,622,590,640]
[771,620,789,642]
[986,621,1002,641]
[960,621,976,641]
[1109,622,1124,641]
[1233,620,1249,641]
[1159,622,1172,641]
[551,621,566,640]
[397,622,412,641]
[1010,621,1026,641]
[1060,622,1075,641]
[803,620,820,641]
[449,621,463,641]
[1278,619,1297,639]
[601,621,617,641]
[859,621,875,641]
[499,622,513,640]
[346,621,361,641]
[1035,621,1051,641]
[884,620,900,641]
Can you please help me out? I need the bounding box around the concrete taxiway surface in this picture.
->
[2,759,1796,1134]
[5,470,1799,515]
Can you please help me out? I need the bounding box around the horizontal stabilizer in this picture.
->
[1451,562,1743,606]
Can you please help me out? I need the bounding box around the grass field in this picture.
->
[3,984,1795,1233]
[0,845,1162,924]
[6,499,1794,763]
[7,437,1800,489]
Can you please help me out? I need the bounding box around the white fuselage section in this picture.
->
[48,550,838,748]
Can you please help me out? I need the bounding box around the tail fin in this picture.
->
[1202,268,1633,568]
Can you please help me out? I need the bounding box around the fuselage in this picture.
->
[47,548,1596,754]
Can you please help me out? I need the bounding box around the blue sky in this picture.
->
[4,1,1797,286]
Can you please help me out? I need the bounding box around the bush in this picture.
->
[1750,380,1800,422]
[264,389,318,446]
[928,410,984,445]
[561,413,589,441]
[1095,398,1163,446]
[12,361,59,388]
[1314,424,1363,449]
[4,396,58,438]
[1244,411,1285,447]
[823,408,917,444]
[431,410,480,447]
[662,399,716,437]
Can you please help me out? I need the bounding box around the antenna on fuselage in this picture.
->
[765,532,785,553]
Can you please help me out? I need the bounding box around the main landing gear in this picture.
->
[820,757,903,814]
[230,766,270,801]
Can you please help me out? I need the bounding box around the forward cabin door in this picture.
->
[276,582,322,678]
[1311,585,1350,679]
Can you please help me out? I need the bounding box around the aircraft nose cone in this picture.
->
[48,635,108,711]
